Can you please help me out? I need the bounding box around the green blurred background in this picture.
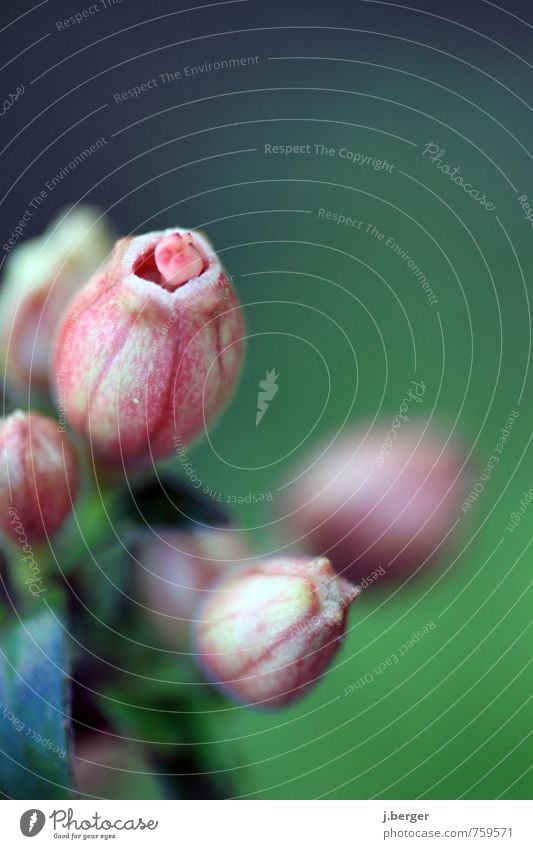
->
[1,0,531,799]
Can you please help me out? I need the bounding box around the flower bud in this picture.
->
[0,411,79,544]
[134,528,247,644]
[51,227,244,465]
[284,424,468,585]
[74,735,161,800]
[194,556,359,708]
[0,206,113,399]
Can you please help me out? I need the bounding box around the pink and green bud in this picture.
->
[0,206,113,399]
[134,528,247,644]
[51,227,244,465]
[284,424,468,585]
[194,556,360,708]
[0,411,79,544]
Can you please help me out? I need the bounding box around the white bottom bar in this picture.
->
[0,799,530,847]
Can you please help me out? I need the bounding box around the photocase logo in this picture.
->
[20,809,45,837]
[256,368,279,426]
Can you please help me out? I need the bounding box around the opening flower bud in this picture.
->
[153,233,205,290]
[0,206,113,399]
[284,424,468,585]
[194,556,360,708]
[51,226,244,465]
[0,411,79,544]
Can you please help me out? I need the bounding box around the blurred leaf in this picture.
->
[69,542,129,634]
[97,650,237,798]
[98,654,204,745]
[54,488,122,575]
[0,606,72,799]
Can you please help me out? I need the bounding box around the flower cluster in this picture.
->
[0,210,468,717]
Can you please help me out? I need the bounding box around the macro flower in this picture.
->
[194,556,360,708]
[134,528,247,644]
[51,227,244,465]
[0,411,79,544]
[0,206,113,399]
[283,424,468,585]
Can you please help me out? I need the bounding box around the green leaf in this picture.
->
[0,606,72,799]
[53,488,122,575]
[98,654,237,799]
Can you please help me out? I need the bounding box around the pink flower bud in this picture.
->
[284,425,468,585]
[0,411,79,544]
[134,528,247,644]
[51,227,244,465]
[0,207,113,399]
[74,735,159,800]
[194,556,360,708]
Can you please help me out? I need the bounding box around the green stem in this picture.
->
[4,537,57,611]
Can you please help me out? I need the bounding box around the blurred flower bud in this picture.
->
[134,528,247,644]
[51,227,244,465]
[73,735,161,800]
[0,411,79,544]
[0,206,113,399]
[194,556,359,708]
[284,424,468,585]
